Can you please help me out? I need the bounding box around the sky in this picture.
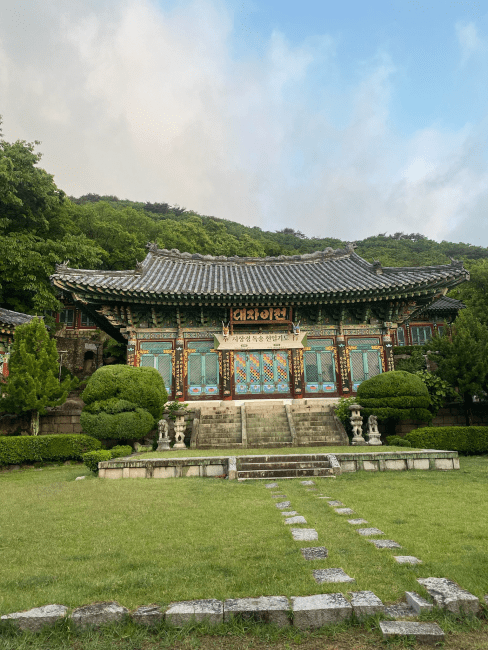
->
[1,0,488,246]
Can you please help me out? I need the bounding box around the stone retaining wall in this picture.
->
[99,450,460,479]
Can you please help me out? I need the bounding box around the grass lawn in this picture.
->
[0,457,487,621]
[136,445,423,458]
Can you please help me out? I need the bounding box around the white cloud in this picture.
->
[0,0,487,245]
[456,21,483,65]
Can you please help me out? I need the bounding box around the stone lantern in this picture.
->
[172,409,188,449]
[349,404,366,445]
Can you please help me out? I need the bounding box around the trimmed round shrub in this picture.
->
[81,365,167,441]
[82,450,112,473]
[82,365,167,420]
[80,408,155,441]
[357,371,432,423]
[385,435,412,447]
[110,445,133,458]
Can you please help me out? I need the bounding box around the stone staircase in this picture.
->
[236,453,337,480]
[190,399,348,449]
[192,404,242,449]
[245,402,292,448]
[292,402,348,446]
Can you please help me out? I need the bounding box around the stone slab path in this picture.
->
[300,547,328,560]
[380,621,445,644]
[312,568,355,584]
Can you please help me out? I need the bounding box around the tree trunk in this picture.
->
[463,392,473,426]
[30,410,40,436]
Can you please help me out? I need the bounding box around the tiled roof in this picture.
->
[0,308,35,327]
[422,296,465,313]
[51,244,469,300]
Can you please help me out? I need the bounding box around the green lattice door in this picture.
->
[187,341,219,397]
[304,339,337,394]
[140,342,173,394]
[348,339,382,391]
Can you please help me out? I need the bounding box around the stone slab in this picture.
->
[347,518,368,525]
[265,483,278,488]
[405,591,433,613]
[379,621,445,645]
[313,568,355,584]
[384,604,416,619]
[368,539,401,549]
[357,527,384,536]
[165,599,223,626]
[349,591,384,619]
[291,528,318,541]
[327,500,343,506]
[300,480,315,485]
[1,604,68,632]
[71,602,129,628]
[275,501,291,509]
[131,605,164,626]
[281,511,298,516]
[284,516,307,525]
[300,547,328,561]
[223,596,290,627]
[417,577,479,614]
[291,593,352,629]
[394,556,422,565]
[334,508,355,515]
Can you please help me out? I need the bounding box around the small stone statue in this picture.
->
[222,321,230,340]
[366,414,382,446]
[349,404,366,445]
[156,418,171,451]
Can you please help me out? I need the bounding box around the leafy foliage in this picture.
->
[0,434,101,466]
[357,371,432,423]
[414,370,457,414]
[0,318,76,434]
[406,426,488,455]
[82,444,133,473]
[394,347,427,373]
[426,310,488,424]
[385,435,412,447]
[80,366,167,441]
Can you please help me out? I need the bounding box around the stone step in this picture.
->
[200,415,241,422]
[246,426,290,434]
[240,454,331,463]
[238,468,334,479]
[238,461,330,471]
[199,424,241,432]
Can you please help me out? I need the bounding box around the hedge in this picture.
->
[82,445,133,473]
[405,426,488,455]
[386,435,412,447]
[80,408,155,440]
[0,435,101,466]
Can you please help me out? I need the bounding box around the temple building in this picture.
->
[51,243,468,401]
[0,309,35,378]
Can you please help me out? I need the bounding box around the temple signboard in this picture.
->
[214,332,306,350]
[230,307,291,323]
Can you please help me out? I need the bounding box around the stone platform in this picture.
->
[98,449,460,479]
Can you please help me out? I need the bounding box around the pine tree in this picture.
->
[0,317,74,434]
[428,309,488,425]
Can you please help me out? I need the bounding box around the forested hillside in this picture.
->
[1,128,487,316]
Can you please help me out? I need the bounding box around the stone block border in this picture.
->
[97,450,460,479]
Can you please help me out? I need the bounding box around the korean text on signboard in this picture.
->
[231,307,289,323]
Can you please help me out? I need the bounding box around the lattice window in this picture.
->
[319,351,335,381]
[304,350,319,382]
[59,309,74,327]
[205,354,218,384]
[188,355,202,385]
[396,328,406,346]
[308,338,333,350]
[411,326,432,345]
[188,340,214,353]
[143,341,173,353]
[157,355,172,390]
[350,350,366,382]
[348,337,379,347]
[140,354,155,368]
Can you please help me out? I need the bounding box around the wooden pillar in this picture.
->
[383,334,395,372]
[291,348,304,398]
[336,336,350,394]
[174,337,184,401]
[221,350,232,399]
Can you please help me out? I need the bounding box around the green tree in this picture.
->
[427,309,488,425]
[0,318,75,435]
[449,259,488,326]
[0,121,102,313]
